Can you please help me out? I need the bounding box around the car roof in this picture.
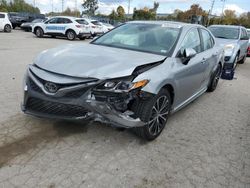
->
[0,12,8,14]
[51,16,76,20]
[209,25,245,29]
[127,21,203,29]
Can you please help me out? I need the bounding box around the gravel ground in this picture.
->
[0,30,249,188]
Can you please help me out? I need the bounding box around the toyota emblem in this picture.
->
[44,82,58,93]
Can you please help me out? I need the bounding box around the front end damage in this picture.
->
[22,64,156,128]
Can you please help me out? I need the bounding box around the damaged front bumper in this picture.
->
[22,66,146,128]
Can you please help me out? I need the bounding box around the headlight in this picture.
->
[99,79,149,91]
[224,44,235,50]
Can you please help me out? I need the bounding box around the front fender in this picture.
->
[133,59,176,95]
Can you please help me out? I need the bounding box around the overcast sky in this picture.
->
[25,0,249,15]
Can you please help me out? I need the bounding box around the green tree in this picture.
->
[222,9,237,25]
[82,0,98,16]
[0,0,40,13]
[117,6,125,21]
[109,9,118,20]
[132,2,159,20]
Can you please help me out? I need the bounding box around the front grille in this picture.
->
[28,76,92,98]
[26,97,88,117]
[223,63,234,69]
[29,78,43,93]
[63,87,92,98]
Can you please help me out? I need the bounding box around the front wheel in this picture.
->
[4,24,11,33]
[35,28,44,38]
[207,64,221,92]
[132,89,171,140]
[238,54,246,64]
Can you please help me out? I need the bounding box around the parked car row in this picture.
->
[31,16,114,40]
[8,12,46,29]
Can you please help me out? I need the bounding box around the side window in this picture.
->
[47,18,58,24]
[180,28,202,53]
[0,14,5,18]
[242,29,248,38]
[201,29,214,51]
[240,28,247,39]
[58,18,72,24]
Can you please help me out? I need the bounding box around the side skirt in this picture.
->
[171,87,207,114]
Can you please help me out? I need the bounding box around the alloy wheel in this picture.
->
[148,96,170,136]
[67,31,75,40]
[4,25,11,32]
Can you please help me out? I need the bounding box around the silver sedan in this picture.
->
[22,21,224,140]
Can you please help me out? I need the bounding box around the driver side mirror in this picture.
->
[178,48,197,65]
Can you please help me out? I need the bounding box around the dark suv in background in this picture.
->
[8,12,45,29]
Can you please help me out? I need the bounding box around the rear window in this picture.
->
[0,14,5,18]
[76,19,89,25]
[91,21,102,26]
[208,26,239,40]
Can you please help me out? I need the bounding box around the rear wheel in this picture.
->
[207,64,221,92]
[132,89,171,141]
[66,30,76,40]
[35,27,44,38]
[4,24,11,33]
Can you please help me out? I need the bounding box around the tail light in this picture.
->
[75,25,81,28]
[91,26,96,28]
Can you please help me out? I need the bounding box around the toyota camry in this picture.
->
[22,21,224,140]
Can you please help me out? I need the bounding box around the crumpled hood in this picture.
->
[34,43,166,79]
[215,38,238,47]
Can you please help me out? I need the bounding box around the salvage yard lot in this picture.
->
[0,30,250,188]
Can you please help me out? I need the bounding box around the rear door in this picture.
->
[57,18,72,35]
[0,13,5,30]
[199,28,217,87]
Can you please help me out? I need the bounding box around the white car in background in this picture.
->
[0,12,12,32]
[32,16,91,40]
[100,22,114,33]
[90,20,106,36]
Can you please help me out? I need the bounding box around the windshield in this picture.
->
[92,23,180,55]
[208,27,239,40]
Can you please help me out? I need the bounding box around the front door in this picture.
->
[174,28,207,106]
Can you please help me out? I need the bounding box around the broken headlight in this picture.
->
[98,79,149,92]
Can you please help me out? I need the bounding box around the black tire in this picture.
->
[207,64,221,92]
[35,27,44,38]
[234,54,239,69]
[66,30,76,40]
[79,36,86,40]
[4,24,11,33]
[132,89,171,141]
[238,54,246,64]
